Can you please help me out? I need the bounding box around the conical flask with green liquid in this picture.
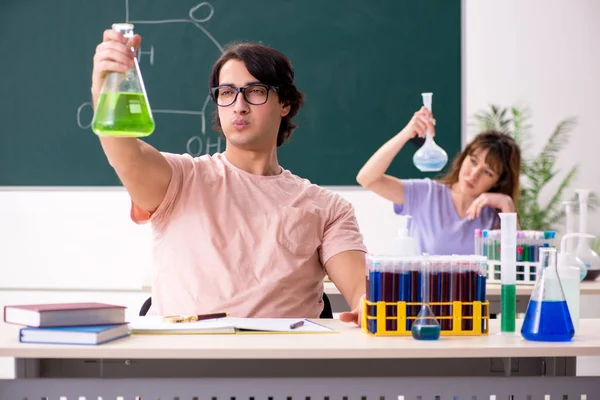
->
[92,23,155,137]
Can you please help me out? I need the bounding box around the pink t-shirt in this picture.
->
[132,152,366,318]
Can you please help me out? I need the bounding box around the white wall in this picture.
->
[1,0,599,377]
[0,189,151,290]
[0,187,398,291]
[465,0,600,238]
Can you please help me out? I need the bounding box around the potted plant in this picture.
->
[470,104,597,231]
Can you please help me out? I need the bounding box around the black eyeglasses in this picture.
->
[210,84,279,107]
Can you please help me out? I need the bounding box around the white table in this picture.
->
[1,319,600,399]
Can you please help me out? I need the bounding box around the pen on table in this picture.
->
[163,312,228,323]
[289,320,305,330]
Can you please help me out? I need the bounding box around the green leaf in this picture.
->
[538,117,577,164]
[511,104,532,150]
[471,104,512,134]
[542,166,579,229]
[471,104,592,231]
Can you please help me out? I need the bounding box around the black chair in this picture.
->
[139,292,334,319]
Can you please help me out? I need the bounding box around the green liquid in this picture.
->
[92,92,155,137]
[501,284,516,332]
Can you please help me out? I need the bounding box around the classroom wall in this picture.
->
[2,0,598,290]
[1,0,599,377]
[465,0,600,238]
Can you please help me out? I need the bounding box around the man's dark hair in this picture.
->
[209,42,305,147]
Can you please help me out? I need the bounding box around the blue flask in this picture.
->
[521,247,574,342]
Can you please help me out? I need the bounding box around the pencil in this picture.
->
[163,312,228,323]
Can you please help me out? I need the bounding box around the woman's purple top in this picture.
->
[394,178,498,255]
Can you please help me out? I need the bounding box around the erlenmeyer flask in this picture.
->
[411,260,441,340]
[521,247,574,342]
[413,92,448,172]
[92,23,155,137]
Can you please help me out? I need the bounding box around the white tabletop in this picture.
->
[1,319,600,360]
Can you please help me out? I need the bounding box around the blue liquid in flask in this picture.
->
[521,300,574,342]
[411,303,441,341]
[411,324,441,340]
[413,158,448,172]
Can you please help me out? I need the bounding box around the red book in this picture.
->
[3,302,126,328]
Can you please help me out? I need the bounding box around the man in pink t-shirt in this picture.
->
[91,31,366,324]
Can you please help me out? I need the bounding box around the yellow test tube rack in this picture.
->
[361,299,490,336]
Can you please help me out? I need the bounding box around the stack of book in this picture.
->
[3,302,129,345]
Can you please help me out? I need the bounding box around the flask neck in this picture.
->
[424,131,435,143]
[540,248,559,275]
[112,23,135,39]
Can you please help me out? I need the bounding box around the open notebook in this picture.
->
[129,316,335,335]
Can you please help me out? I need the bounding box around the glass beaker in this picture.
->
[521,247,574,342]
[413,92,448,172]
[411,259,441,340]
[92,23,155,137]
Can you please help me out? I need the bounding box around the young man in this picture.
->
[91,30,365,324]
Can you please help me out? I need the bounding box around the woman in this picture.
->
[356,106,521,255]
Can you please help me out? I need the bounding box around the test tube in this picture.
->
[499,213,517,334]
[429,257,441,319]
[494,231,501,261]
[367,256,381,334]
[539,232,544,259]
[450,256,458,330]
[477,256,488,302]
[407,258,422,330]
[460,257,475,331]
[474,229,482,255]
[399,258,410,303]
[516,231,524,262]
[365,254,371,302]
[367,255,376,302]
[529,232,536,262]
[482,230,488,259]
[381,258,397,331]
[523,232,529,258]
[476,256,488,333]
[439,256,452,330]
[470,257,479,330]
[487,230,496,260]
[392,258,401,329]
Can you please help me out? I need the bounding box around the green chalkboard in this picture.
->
[0,0,461,186]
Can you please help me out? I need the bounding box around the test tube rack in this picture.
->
[474,229,557,285]
[361,299,489,337]
[362,254,490,337]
